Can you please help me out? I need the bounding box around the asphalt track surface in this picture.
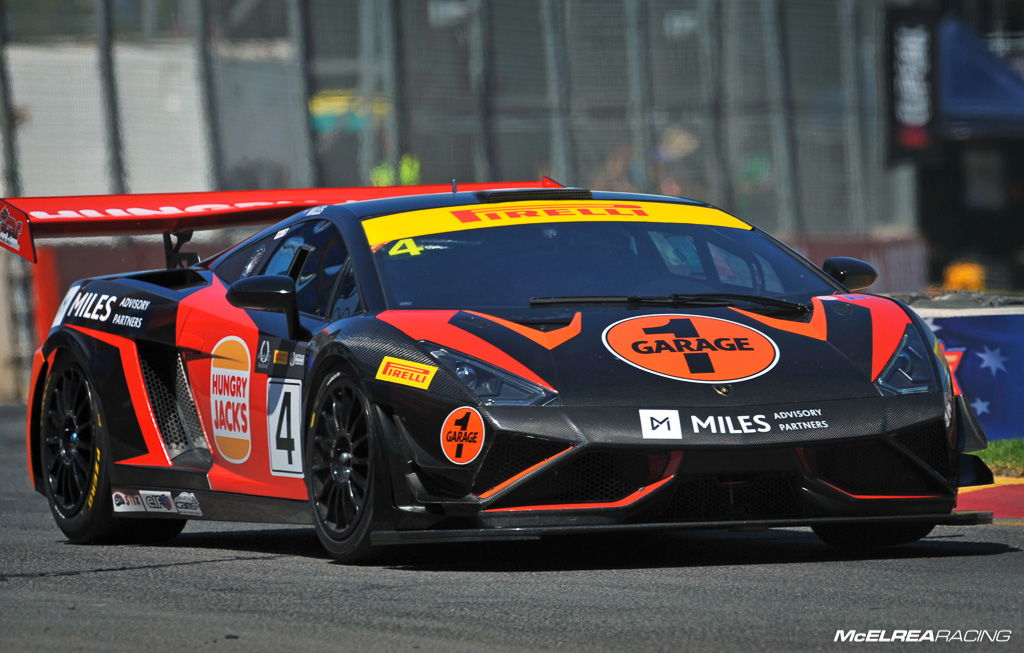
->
[1,407,1022,652]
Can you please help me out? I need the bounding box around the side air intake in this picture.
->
[137,342,211,468]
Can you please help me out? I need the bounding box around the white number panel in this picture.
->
[267,378,303,477]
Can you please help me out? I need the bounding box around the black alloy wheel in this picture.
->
[307,373,377,560]
[42,364,97,519]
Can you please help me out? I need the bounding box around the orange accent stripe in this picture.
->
[730,296,828,341]
[465,311,583,350]
[477,446,574,499]
[67,325,172,467]
[819,479,942,500]
[484,474,675,512]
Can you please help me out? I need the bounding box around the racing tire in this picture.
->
[305,372,380,563]
[40,354,186,544]
[811,522,935,552]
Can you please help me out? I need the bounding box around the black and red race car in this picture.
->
[1,181,993,561]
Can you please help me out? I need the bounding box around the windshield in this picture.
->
[369,208,836,310]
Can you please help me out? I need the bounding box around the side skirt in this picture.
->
[111,487,312,525]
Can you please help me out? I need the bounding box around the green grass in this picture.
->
[977,438,1024,478]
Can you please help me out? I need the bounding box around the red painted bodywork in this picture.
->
[377,310,555,391]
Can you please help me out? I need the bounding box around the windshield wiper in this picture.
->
[529,293,809,313]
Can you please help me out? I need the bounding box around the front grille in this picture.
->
[137,342,209,466]
[804,439,937,495]
[473,434,567,495]
[892,420,952,478]
[657,475,802,522]
[489,449,668,509]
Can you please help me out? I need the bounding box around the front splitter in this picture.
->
[371,510,992,545]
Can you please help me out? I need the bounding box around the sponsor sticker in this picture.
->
[267,378,303,477]
[210,336,251,463]
[440,407,485,465]
[638,407,828,437]
[273,350,289,366]
[66,290,119,323]
[375,356,438,390]
[603,314,779,384]
[0,205,23,251]
[289,352,305,367]
[258,339,272,368]
[111,490,146,513]
[139,490,177,513]
[639,410,683,439]
[307,205,326,216]
[173,492,203,517]
[361,200,750,249]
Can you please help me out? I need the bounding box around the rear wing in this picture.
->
[0,179,562,265]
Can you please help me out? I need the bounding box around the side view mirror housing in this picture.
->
[822,257,878,291]
[226,274,301,339]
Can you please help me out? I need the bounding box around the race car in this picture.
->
[1,181,993,562]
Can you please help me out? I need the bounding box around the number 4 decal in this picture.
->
[267,378,303,477]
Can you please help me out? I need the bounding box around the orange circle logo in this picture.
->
[440,407,485,465]
[602,314,779,383]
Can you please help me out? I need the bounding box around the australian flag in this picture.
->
[924,313,1022,441]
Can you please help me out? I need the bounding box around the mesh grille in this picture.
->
[472,434,568,495]
[490,449,661,508]
[658,475,802,522]
[137,342,208,462]
[805,439,936,495]
[892,421,952,478]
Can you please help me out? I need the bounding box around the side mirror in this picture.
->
[226,274,301,340]
[822,257,878,291]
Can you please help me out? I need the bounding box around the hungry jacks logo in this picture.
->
[603,314,779,383]
[210,336,251,463]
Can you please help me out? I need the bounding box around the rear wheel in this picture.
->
[40,354,185,544]
[306,372,378,562]
[812,522,935,552]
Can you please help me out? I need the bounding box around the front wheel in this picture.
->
[812,521,935,552]
[305,372,379,562]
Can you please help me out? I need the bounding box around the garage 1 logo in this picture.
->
[602,314,779,383]
[211,336,251,462]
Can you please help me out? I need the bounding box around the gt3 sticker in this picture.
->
[173,492,203,517]
[603,314,779,383]
[440,407,485,465]
[267,378,303,477]
[375,356,438,390]
[210,336,251,463]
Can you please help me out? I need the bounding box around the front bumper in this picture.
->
[378,389,990,533]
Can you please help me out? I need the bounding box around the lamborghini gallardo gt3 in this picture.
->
[1,182,993,561]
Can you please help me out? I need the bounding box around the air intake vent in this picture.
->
[137,342,211,468]
[476,188,592,203]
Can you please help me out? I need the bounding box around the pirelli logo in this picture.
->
[375,356,438,390]
[451,203,649,224]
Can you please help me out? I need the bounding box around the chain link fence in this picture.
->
[0,0,923,396]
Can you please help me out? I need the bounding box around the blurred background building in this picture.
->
[0,0,1022,399]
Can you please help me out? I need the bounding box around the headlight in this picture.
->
[426,343,557,406]
[875,324,938,396]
